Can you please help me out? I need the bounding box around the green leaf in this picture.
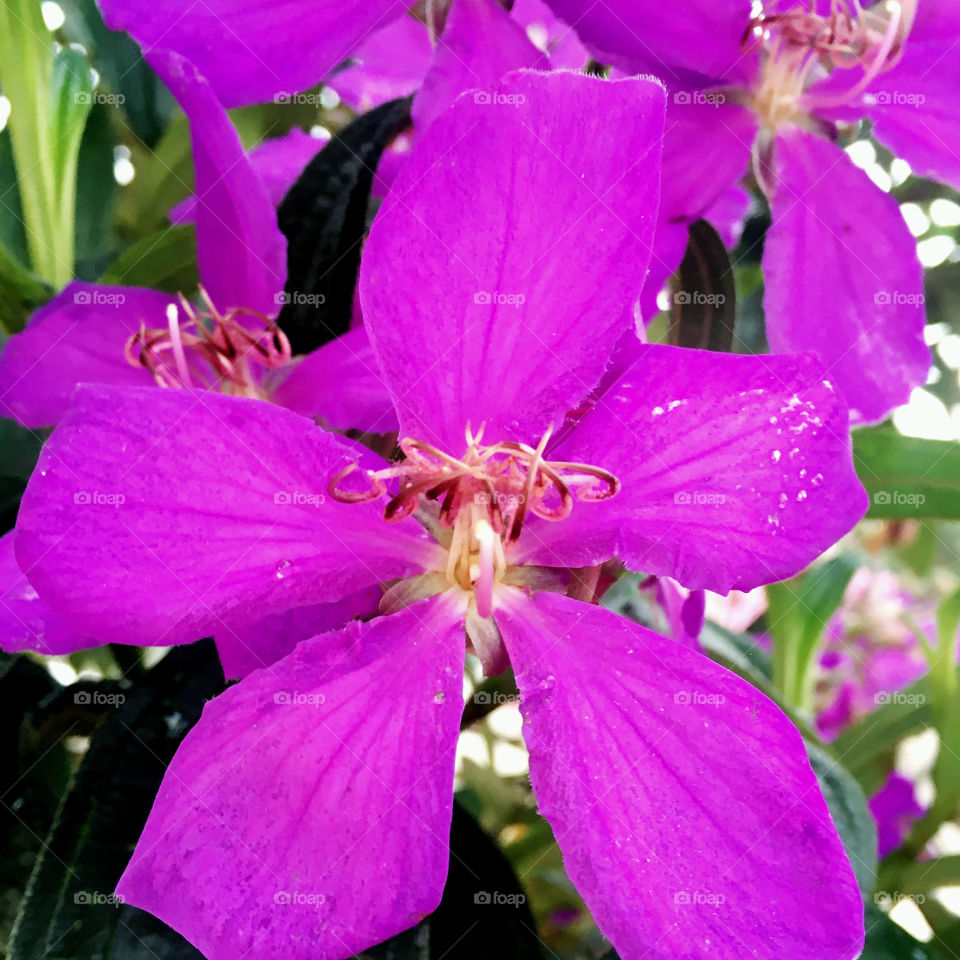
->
[0,654,69,951]
[769,555,856,710]
[8,642,224,960]
[56,0,172,146]
[861,904,944,960]
[74,104,117,277]
[99,224,197,293]
[854,427,960,519]
[831,676,931,795]
[668,218,736,352]
[806,741,877,896]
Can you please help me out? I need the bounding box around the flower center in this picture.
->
[744,0,910,134]
[329,424,619,617]
[125,287,291,398]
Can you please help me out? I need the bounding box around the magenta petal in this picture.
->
[16,385,438,646]
[329,15,433,112]
[100,0,404,108]
[362,70,665,451]
[659,100,755,224]
[0,282,165,427]
[118,595,465,960]
[764,128,929,423]
[411,0,546,134]
[268,325,398,433]
[541,0,755,85]
[170,129,327,223]
[0,531,94,655]
[147,50,286,316]
[215,585,382,679]
[867,37,960,191]
[520,345,867,593]
[497,591,864,960]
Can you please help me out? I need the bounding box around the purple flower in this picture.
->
[96,0,586,109]
[0,51,392,436]
[544,0,950,422]
[16,72,867,959]
[815,568,930,740]
[870,771,926,858]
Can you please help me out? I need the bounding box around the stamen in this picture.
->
[125,285,292,397]
[744,0,911,139]
[330,422,620,609]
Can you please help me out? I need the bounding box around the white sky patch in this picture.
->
[893,388,959,441]
[0,96,10,134]
[113,144,134,185]
[845,140,876,168]
[41,1,65,30]
[319,87,340,110]
[930,198,960,227]
[918,234,956,268]
[890,157,911,186]
[900,202,930,237]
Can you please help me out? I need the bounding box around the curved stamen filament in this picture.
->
[745,0,910,133]
[329,423,620,540]
[125,286,292,396]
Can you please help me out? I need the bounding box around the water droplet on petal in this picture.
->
[275,560,292,580]
[433,691,446,704]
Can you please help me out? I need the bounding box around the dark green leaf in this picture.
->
[74,104,117,278]
[854,427,960,519]
[669,218,736,352]
[426,800,542,959]
[8,642,224,960]
[57,0,172,146]
[830,676,931,796]
[0,655,67,951]
[277,96,412,353]
[769,555,857,708]
[862,903,945,959]
[806,741,877,896]
[0,418,44,533]
[99,224,198,294]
